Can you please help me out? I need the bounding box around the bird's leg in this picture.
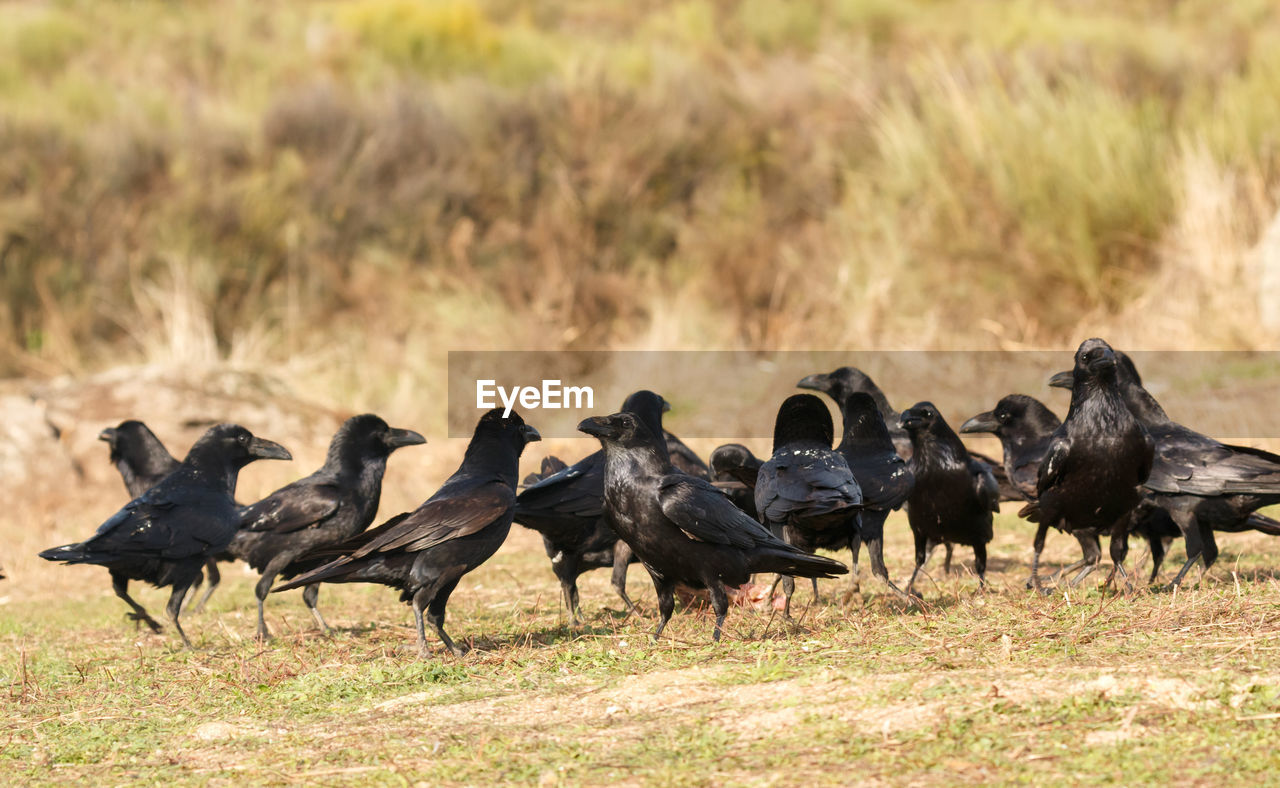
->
[1165,509,1204,590]
[165,582,194,649]
[906,531,929,599]
[255,555,293,641]
[1028,522,1049,594]
[652,580,676,642]
[769,523,797,617]
[810,577,820,605]
[943,543,954,576]
[1147,535,1166,585]
[1067,537,1102,589]
[185,571,203,613]
[866,534,912,603]
[610,540,638,616]
[556,553,583,626]
[427,581,467,657]
[973,542,988,589]
[707,582,730,643]
[1104,523,1132,593]
[843,530,863,604]
[302,584,330,633]
[1047,533,1095,584]
[188,558,221,614]
[112,574,162,633]
[412,591,430,658]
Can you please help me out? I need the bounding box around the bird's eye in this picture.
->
[238,434,250,445]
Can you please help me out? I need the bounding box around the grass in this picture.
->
[8,512,1280,786]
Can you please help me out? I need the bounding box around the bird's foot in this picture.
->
[127,613,163,634]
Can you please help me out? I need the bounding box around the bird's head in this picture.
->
[710,444,757,477]
[331,413,426,463]
[899,402,942,434]
[577,411,654,448]
[189,423,293,468]
[771,393,834,450]
[475,408,541,452]
[798,366,877,402]
[98,420,162,464]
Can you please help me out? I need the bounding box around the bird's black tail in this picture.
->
[272,557,354,592]
[749,546,848,579]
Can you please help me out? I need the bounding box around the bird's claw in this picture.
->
[127,613,162,633]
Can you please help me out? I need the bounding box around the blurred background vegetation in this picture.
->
[2,0,1279,417]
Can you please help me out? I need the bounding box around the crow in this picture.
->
[41,424,291,646]
[1050,352,1280,587]
[1030,339,1153,592]
[513,390,674,625]
[98,421,231,613]
[709,443,763,519]
[798,373,916,600]
[798,366,1017,501]
[754,394,864,616]
[899,402,999,596]
[579,410,847,641]
[960,395,1177,586]
[231,414,425,640]
[274,409,539,657]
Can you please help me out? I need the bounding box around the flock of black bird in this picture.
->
[34,338,1280,656]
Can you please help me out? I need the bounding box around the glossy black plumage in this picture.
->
[709,443,763,519]
[1050,351,1280,586]
[755,394,864,615]
[512,391,676,624]
[42,424,291,646]
[274,409,539,657]
[231,414,425,639]
[900,402,999,596]
[1030,339,1154,592]
[579,410,847,642]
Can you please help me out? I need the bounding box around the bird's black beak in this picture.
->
[249,437,292,461]
[98,427,117,444]
[385,427,427,449]
[796,373,827,392]
[578,416,619,440]
[1048,370,1074,389]
[660,398,672,414]
[959,411,998,434]
[899,412,924,431]
[521,424,542,443]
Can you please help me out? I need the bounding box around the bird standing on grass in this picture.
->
[275,409,539,658]
[900,402,999,597]
[41,424,291,647]
[754,394,864,617]
[231,414,425,640]
[1028,339,1153,592]
[579,409,847,642]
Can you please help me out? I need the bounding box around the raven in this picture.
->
[709,443,763,519]
[99,421,229,613]
[231,414,425,639]
[275,409,539,657]
[42,424,291,646]
[513,390,674,625]
[579,410,847,641]
[798,373,916,600]
[754,394,863,616]
[1050,352,1280,586]
[1030,339,1153,592]
[900,402,998,596]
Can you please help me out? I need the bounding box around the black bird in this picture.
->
[798,373,917,600]
[41,424,291,646]
[709,443,763,519]
[275,409,539,657]
[959,395,1171,585]
[900,402,998,596]
[1030,339,1153,592]
[754,394,864,616]
[99,421,229,613]
[1050,352,1280,586]
[579,410,847,641]
[231,414,425,640]
[798,366,1018,502]
[513,390,674,625]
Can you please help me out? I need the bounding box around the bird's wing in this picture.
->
[658,474,771,548]
[665,432,711,479]
[969,457,1001,513]
[350,482,514,557]
[971,449,1018,502]
[1148,435,1280,495]
[1036,434,1072,496]
[84,490,232,559]
[515,453,604,519]
[240,483,343,533]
